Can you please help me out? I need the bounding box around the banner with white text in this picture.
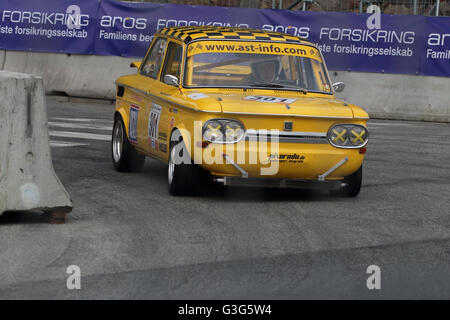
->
[0,0,449,77]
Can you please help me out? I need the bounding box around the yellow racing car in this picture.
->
[112,26,369,197]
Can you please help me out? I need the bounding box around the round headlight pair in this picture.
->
[203,119,245,143]
[328,124,369,148]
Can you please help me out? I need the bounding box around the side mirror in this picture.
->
[332,82,345,93]
[130,61,142,69]
[164,74,179,87]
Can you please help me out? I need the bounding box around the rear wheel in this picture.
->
[337,166,362,197]
[168,132,203,196]
[111,116,145,172]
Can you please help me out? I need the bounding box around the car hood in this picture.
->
[206,92,354,118]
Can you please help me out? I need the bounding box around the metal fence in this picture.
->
[285,0,448,16]
[129,0,449,16]
[127,0,263,8]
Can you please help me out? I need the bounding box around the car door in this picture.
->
[132,36,168,156]
[151,40,184,160]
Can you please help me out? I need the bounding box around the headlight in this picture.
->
[203,119,245,143]
[349,126,368,146]
[328,124,368,148]
[203,120,223,142]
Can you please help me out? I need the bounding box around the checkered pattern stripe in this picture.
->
[158,26,305,44]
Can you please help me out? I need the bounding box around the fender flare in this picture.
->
[169,125,194,160]
[115,107,129,137]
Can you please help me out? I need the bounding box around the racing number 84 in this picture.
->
[148,103,162,147]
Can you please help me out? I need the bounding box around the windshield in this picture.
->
[183,40,332,93]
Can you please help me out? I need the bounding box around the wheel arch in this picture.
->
[169,125,193,159]
[115,108,129,138]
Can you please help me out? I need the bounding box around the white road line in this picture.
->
[368,122,416,127]
[49,131,111,141]
[48,121,112,131]
[50,117,113,124]
[50,141,88,148]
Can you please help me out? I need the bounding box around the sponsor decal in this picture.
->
[244,95,297,104]
[283,121,293,132]
[158,132,167,141]
[268,153,305,164]
[188,41,321,61]
[170,116,175,129]
[148,103,162,148]
[129,105,139,143]
[188,92,208,100]
[159,143,167,153]
[129,91,143,102]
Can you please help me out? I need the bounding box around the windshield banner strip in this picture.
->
[187,41,322,62]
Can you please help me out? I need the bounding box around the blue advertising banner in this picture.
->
[95,1,160,57]
[94,1,262,57]
[260,10,427,75]
[0,0,449,77]
[0,0,98,54]
[420,17,450,77]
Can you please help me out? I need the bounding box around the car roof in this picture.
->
[157,26,312,45]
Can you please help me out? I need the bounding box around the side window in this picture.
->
[141,37,168,79]
[160,42,183,82]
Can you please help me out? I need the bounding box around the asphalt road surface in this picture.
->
[0,97,449,299]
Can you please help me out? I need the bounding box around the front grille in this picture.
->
[245,130,328,144]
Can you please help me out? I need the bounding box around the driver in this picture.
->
[248,58,283,85]
[256,60,277,83]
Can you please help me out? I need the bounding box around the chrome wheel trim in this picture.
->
[112,121,123,163]
[168,145,176,185]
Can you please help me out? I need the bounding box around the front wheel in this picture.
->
[336,166,362,197]
[167,135,202,196]
[111,116,145,172]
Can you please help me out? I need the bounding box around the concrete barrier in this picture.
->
[2,50,449,122]
[0,71,72,223]
[0,51,5,70]
[2,51,134,100]
[331,71,450,123]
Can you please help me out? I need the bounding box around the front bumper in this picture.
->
[199,142,364,180]
[212,155,349,190]
[214,176,346,190]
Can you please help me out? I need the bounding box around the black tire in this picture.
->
[167,132,202,196]
[111,115,145,172]
[337,166,362,197]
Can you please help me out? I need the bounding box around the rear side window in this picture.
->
[141,37,168,79]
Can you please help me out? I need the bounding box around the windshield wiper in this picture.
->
[250,83,285,88]
[249,83,308,94]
